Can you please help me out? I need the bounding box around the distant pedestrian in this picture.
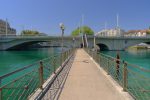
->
[116,52,120,79]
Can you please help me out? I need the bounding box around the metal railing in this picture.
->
[0,48,75,100]
[85,49,150,100]
[35,51,75,100]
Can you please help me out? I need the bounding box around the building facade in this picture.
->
[125,30,147,37]
[96,27,125,37]
[0,19,16,35]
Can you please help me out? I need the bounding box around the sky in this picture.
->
[0,0,150,36]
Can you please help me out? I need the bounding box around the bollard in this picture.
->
[39,61,44,89]
[123,62,127,92]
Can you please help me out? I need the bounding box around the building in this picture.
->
[125,30,147,37]
[0,19,16,35]
[96,27,126,37]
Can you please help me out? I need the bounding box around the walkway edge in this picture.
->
[85,51,134,100]
[28,53,74,100]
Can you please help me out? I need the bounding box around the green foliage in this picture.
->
[21,30,40,36]
[71,26,94,36]
[146,30,150,34]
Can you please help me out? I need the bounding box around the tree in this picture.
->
[71,26,94,36]
[21,30,40,36]
[146,30,150,34]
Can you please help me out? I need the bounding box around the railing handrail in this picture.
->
[0,69,36,89]
[0,62,36,79]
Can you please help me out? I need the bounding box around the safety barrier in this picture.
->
[85,49,150,100]
[0,48,75,100]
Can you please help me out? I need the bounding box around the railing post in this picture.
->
[39,61,44,89]
[123,62,127,92]
[69,49,71,55]
[65,51,66,60]
[96,52,98,62]
[61,52,63,66]
[99,54,101,65]
[107,58,110,75]
[66,51,68,59]
[53,55,56,74]
[0,79,1,87]
[0,88,2,100]
[93,52,95,61]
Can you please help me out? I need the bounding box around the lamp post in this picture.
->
[73,37,75,48]
[59,23,65,67]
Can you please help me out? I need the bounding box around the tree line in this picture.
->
[20,26,94,36]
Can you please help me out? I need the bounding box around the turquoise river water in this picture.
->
[0,48,150,100]
[0,48,62,76]
[1,48,150,76]
[102,49,150,70]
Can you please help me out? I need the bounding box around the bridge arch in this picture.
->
[96,43,109,51]
[124,40,150,50]
[7,41,48,50]
[2,40,74,50]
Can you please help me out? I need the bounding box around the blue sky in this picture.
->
[0,0,150,35]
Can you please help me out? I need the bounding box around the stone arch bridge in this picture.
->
[0,36,81,50]
[87,36,150,50]
[1,36,150,50]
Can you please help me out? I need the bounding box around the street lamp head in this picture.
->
[59,23,65,30]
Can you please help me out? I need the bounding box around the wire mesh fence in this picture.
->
[85,48,150,100]
[40,54,74,100]
[0,48,75,100]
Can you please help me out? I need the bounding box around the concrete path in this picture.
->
[59,49,132,100]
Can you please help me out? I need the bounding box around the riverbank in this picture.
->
[128,43,150,50]
[128,46,148,50]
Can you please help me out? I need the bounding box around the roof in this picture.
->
[127,29,148,34]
